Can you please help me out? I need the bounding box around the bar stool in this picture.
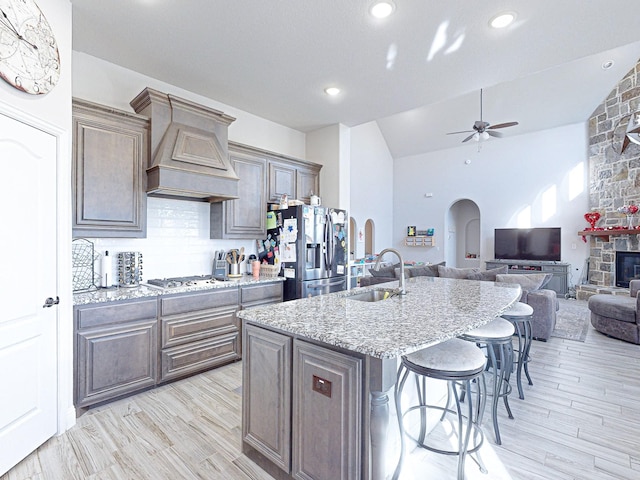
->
[459,318,515,445]
[501,302,534,399]
[393,338,487,480]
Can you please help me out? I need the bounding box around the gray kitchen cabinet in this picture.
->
[159,288,240,382]
[268,160,297,203]
[72,98,149,238]
[292,340,362,480]
[242,323,292,473]
[267,154,322,204]
[242,324,361,479]
[75,298,158,408]
[296,165,320,206]
[240,281,283,309]
[210,142,268,239]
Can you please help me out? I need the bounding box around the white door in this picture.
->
[0,112,58,475]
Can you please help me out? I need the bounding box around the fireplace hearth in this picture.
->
[615,251,640,288]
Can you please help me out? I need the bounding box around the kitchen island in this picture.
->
[237,276,521,480]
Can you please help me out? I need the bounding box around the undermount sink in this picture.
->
[347,288,398,302]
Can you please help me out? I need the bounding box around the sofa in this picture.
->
[360,263,558,341]
[588,280,640,344]
[359,262,444,287]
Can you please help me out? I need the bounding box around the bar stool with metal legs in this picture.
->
[459,318,515,445]
[501,302,534,399]
[393,338,487,480]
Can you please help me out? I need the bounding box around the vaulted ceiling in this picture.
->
[71,0,640,158]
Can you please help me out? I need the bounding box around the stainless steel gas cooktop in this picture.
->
[146,275,228,290]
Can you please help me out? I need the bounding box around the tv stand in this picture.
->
[485,259,569,296]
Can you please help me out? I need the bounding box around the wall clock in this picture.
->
[0,0,60,94]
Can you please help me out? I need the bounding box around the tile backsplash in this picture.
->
[86,197,256,287]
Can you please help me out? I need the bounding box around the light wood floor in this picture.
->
[3,307,640,480]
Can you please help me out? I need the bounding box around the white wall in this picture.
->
[72,52,309,280]
[393,123,591,287]
[349,121,394,258]
[73,52,305,157]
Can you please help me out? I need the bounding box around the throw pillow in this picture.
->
[370,262,400,277]
[495,273,552,291]
[466,265,509,281]
[438,265,481,279]
[408,261,445,278]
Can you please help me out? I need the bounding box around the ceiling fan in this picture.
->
[447,89,519,143]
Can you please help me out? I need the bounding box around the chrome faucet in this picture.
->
[374,248,406,295]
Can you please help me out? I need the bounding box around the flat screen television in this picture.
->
[494,228,561,262]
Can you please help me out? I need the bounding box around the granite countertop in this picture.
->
[237,276,521,359]
[73,275,285,306]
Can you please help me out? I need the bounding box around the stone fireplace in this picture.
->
[586,59,640,289]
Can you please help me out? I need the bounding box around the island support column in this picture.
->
[366,356,398,480]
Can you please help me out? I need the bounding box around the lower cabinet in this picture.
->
[75,298,158,408]
[292,340,362,480]
[75,282,283,409]
[243,324,292,472]
[160,288,240,383]
[242,323,362,480]
[240,282,283,309]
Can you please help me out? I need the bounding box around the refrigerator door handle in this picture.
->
[323,214,331,271]
[325,213,334,271]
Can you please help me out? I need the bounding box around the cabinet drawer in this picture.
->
[241,282,283,306]
[160,333,240,382]
[161,288,238,316]
[76,298,158,330]
[543,265,568,273]
[161,305,238,348]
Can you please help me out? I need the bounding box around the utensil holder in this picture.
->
[229,263,241,276]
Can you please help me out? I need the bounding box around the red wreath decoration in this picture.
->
[584,212,601,229]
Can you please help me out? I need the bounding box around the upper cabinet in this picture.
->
[210,142,268,239]
[268,161,297,203]
[268,157,321,205]
[212,143,322,239]
[72,99,149,238]
[296,165,320,205]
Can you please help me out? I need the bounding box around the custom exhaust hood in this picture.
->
[130,87,239,202]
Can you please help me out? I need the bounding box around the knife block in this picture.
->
[212,259,228,280]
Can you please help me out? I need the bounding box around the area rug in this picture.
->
[551,298,590,342]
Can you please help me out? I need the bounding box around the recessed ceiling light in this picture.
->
[324,87,341,96]
[370,1,395,19]
[490,12,516,29]
[602,60,615,70]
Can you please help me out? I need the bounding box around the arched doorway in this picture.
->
[349,217,357,260]
[365,219,375,256]
[446,199,481,268]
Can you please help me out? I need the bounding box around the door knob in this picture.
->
[43,296,60,308]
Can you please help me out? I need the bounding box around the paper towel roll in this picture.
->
[101,251,112,288]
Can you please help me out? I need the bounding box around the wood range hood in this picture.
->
[130,87,239,202]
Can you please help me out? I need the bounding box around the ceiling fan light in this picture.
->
[473,133,480,142]
[481,131,490,140]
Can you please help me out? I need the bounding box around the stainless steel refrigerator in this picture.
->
[264,205,348,301]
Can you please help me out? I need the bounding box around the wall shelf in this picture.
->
[578,229,640,242]
[404,236,435,247]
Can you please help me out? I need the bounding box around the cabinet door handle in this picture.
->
[43,296,60,308]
